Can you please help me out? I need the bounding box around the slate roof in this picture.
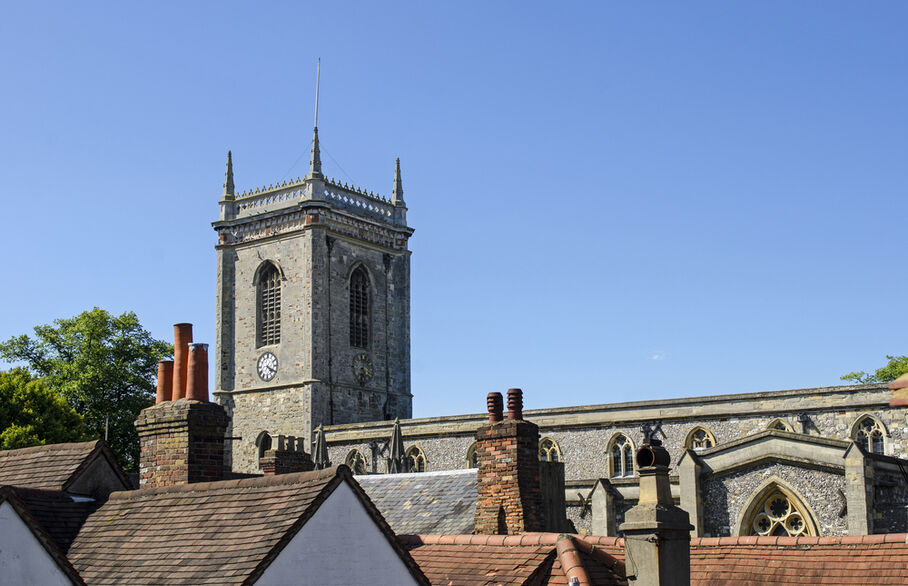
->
[0,440,122,492]
[399,533,626,585]
[3,486,98,553]
[357,468,477,534]
[67,466,428,585]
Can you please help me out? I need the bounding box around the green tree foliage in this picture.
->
[0,368,87,449]
[0,308,172,471]
[841,355,908,385]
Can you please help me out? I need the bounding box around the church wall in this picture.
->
[701,463,847,537]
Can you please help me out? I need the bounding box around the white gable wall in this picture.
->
[255,481,419,586]
[0,501,74,586]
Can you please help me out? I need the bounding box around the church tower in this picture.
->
[212,124,413,473]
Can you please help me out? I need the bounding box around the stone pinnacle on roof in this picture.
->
[388,418,405,473]
[313,424,330,470]
[309,126,322,178]
[392,157,405,206]
[223,150,235,200]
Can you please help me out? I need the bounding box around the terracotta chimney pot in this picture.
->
[507,388,523,420]
[186,343,209,402]
[487,392,503,423]
[156,360,174,404]
[172,323,193,400]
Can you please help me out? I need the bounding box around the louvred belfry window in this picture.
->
[258,264,281,346]
[349,267,370,348]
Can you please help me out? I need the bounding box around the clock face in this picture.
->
[257,352,278,381]
[352,352,374,386]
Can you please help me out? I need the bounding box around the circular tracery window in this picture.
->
[749,491,810,537]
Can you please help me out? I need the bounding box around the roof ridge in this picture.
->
[356,468,477,480]
[112,466,346,500]
[556,535,591,585]
[690,533,908,546]
[0,440,101,457]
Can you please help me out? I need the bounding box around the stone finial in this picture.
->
[507,388,523,420]
[392,157,405,206]
[487,392,503,423]
[309,126,322,178]
[223,150,235,200]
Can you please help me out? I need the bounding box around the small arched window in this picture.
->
[257,263,281,347]
[466,442,479,468]
[345,449,368,475]
[405,445,427,473]
[853,415,886,455]
[256,432,272,469]
[767,419,794,432]
[685,427,716,450]
[539,437,562,462]
[608,434,634,478]
[349,267,370,349]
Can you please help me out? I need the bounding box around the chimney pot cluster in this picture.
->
[155,324,210,403]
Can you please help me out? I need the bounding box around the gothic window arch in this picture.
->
[539,437,562,462]
[256,262,282,347]
[345,449,368,475]
[767,418,794,432]
[349,266,370,349]
[607,434,634,478]
[405,445,427,473]
[852,415,886,455]
[466,442,479,468]
[685,427,716,450]
[256,432,272,469]
[738,480,819,537]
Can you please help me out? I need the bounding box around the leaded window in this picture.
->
[744,489,815,537]
[349,267,370,349]
[345,449,367,475]
[686,427,716,450]
[257,264,281,346]
[466,443,479,468]
[609,435,634,478]
[406,445,427,473]
[539,437,562,462]
[854,416,885,455]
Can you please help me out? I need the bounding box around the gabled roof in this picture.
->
[0,440,129,493]
[0,486,87,585]
[67,466,427,585]
[399,533,626,585]
[357,468,477,534]
[1,486,98,553]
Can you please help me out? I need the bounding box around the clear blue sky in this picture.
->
[1,2,906,417]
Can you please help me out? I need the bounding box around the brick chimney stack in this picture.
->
[475,388,545,535]
[136,324,229,488]
[619,439,692,586]
[259,435,315,476]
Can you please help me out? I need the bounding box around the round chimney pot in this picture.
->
[487,392,503,423]
[507,388,523,420]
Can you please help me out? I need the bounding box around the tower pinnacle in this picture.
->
[309,59,323,178]
[223,150,235,199]
[392,157,405,206]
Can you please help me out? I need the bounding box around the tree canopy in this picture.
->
[0,368,87,449]
[0,308,172,471]
[841,355,908,385]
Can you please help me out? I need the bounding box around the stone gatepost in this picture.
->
[620,439,692,586]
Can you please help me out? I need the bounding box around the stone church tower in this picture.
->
[212,126,413,472]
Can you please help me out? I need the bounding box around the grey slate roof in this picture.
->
[357,468,477,534]
[0,440,102,490]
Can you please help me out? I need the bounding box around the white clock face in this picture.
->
[257,352,278,381]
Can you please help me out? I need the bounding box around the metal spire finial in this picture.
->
[392,157,404,206]
[223,150,235,199]
[309,59,322,178]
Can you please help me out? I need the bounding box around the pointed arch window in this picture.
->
[257,263,281,347]
[466,442,479,468]
[256,432,272,469]
[539,437,562,462]
[608,434,634,478]
[345,449,368,475]
[685,427,716,450]
[767,419,794,432]
[741,483,818,537]
[349,267,370,349]
[405,445,427,473]
[854,415,885,455]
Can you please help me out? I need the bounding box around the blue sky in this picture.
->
[1,2,906,417]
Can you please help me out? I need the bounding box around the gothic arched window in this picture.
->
[256,432,272,469]
[608,434,634,478]
[767,419,794,432]
[257,263,281,347]
[405,445,427,473]
[685,427,716,450]
[345,449,368,475]
[740,482,818,537]
[853,415,886,455]
[349,267,370,349]
[539,437,562,462]
[466,442,479,468]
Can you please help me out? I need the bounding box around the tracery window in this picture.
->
[345,449,367,475]
[257,263,281,347]
[349,267,370,349]
[539,437,562,462]
[466,443,479,468]
[743,487,816,537]
[767,419,793,432]
[405,445,427,473]
[608,434,634,478]
[685,427,716,450]
[854,416,885,455]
